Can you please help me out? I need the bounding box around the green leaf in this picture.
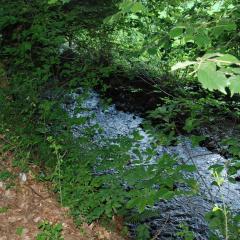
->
[0,207,8,214]
[216,54,240,65]
[184,117,198,133]
[171,61,197,71]
[126,198,138,209]
[48,0,59,4]
[136,224,150,240]
[212,21,237,37]
[176,164,197,172]
[218,21,237,31]
[20,42,32,53]
[169,26,185,38]
[229,75,240,96]
[119,0,134,13]
[202,53,222,60]
[16,227,24,236]
[194,31,211,48]
[231,68,240,74]
[0,170,13,181]
[197,62,229,93]
[190,135,206,147]
[131,2,146,13]
[147,47,158,55]
[103,13,121,24]
[209,164,224,174]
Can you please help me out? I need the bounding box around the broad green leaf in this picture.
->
[185,26,195,35]
[202,53,222,60]
[211,26,224,37]
[184,34,194,43]
[194,31,211,48]
[126,198,137,209]
[169,26,185,38]
[103,13,121,24]
[147,47,158,55]
[184,117,198,132]
[197,62,229,93]
[232,68,240,74]
[171,61,197,71]
[209,164,224,174]
[136,224,150,240]
[119,0,134,13]
[212,21,237,37]
[190,135,206,147]
[219,21,237,31]
[131,2,146,13]
[220,66,238,75]
[229,75,240,96]
[216,54,240,65]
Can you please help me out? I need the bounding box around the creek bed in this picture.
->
[63,89,240,239]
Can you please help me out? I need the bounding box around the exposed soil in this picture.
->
[0,142,125,240]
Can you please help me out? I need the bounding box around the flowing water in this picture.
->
[63,89,240,239]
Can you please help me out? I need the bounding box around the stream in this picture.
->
[63,89,240,239]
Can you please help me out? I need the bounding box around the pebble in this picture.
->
[19,173,27,182]
[33,216,41,223]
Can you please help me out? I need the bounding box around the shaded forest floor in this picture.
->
[0,140,124,240]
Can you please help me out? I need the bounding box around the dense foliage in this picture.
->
[1,0,240,239]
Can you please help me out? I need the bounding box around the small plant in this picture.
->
[16,226,24,236]
[205,204,240,240]
[176,223,195,240]
[0,170,14,181]
[36,221,64,240]
[0,170,15,189]
[47,136,64,205]
[206,164,240,240]
[0,206,8,214]
[136,224,150,240]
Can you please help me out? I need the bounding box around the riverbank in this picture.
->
[0,137,125,240]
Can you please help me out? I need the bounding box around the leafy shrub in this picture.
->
[36,221,64,240]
